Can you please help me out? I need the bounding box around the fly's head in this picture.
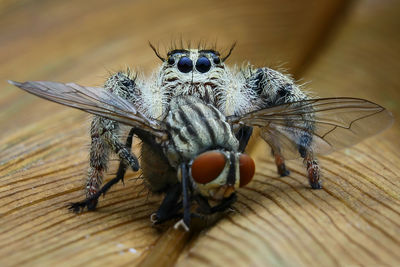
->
[179,149,255,201]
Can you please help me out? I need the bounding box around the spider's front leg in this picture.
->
[247,67,321,189]
[69,72,141,213]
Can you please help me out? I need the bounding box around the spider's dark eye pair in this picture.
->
[176,57,212,73]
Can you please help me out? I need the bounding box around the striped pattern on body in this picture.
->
[164,96,239,166]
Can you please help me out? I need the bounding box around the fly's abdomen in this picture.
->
[141,142,177,192]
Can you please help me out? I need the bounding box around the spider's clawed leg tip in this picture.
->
[310,182,322,189]
[68,202,84,213]
[277,164,290,177]
[280,170,290,177]
[68,198,98,213]
[86,199,98,210]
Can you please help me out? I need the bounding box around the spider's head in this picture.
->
[150,43,236,102]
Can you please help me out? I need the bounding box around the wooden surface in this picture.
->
[1,0,399,266]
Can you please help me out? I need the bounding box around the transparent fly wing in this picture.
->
[9,80,167,138]
[259,125,304,159]
[229,98,394,159]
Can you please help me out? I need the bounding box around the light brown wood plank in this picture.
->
[4,0,399,266]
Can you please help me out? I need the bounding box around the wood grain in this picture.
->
[1,0,399,266]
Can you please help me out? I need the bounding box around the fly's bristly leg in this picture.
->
[194,195,212,214]
[195,193,237,215]
[181,164,191,228]
[188,194,237,227]
[69,127,137,213]
[86,117,139,200]
[95,128,137,198]
[150,183,182,224]
[210,193,237,213]
[174,163,191,231]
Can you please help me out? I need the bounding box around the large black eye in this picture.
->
[196,57,211,73]
[177,57,193,73]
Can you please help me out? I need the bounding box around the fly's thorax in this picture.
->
[164,96,239,168]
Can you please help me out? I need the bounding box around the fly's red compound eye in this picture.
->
[239,154,255,187]
[191,151,226,184]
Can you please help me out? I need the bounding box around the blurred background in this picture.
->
[1,0,399,140]
[1,0,400,266]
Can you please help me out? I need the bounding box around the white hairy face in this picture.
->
[159,49,227,104]
[139,47,255,121]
